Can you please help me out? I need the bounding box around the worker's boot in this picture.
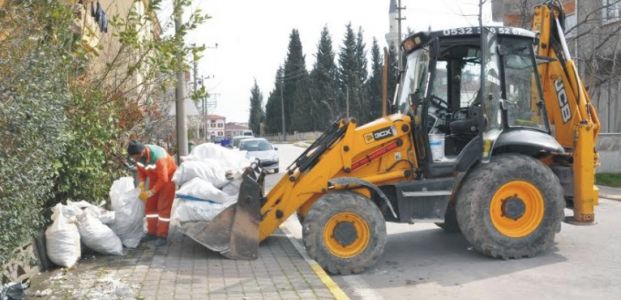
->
[141,234,158,243]
[154,237,168,247]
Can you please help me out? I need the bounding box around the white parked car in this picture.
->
[239,138,279,173]
[231,135,253,149]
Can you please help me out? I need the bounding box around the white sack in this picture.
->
[175,177,237,203]
[60,204,83,219]
[109,177,135,212]
[45,203,81,268]
[181,143,252,176]
[67,200,115,224]
[76,213,123,255]
[220,179,242,196]
[110,188,145,248]
[172,160,229,188]
[172,199,236,223]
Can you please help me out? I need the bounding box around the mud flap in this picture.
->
[178,168,262,260]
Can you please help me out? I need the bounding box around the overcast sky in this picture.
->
[175,0,493,123]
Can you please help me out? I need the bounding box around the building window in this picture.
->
[603,0,621,23]
[217,123,223,128]
[218,132,223,136]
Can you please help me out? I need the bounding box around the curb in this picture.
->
[600,193,621,201]
[597,185,621,201]
[292,142,310,149]
[280,226,350,300]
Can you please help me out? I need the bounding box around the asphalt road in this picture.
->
[265,143,621,300]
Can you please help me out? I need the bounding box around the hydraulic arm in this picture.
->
[532,2,601,222]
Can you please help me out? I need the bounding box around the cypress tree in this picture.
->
[387,45,399,110]
[265,67,284,134]
[309,26,340,130]
[248,79,265,135]
[366,38,383,120]
[282,29,308,133]
[338,24,368,123]
[354,27,369,122]
[338,23,358,120]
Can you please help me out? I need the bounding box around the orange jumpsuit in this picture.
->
[136,145,177,238]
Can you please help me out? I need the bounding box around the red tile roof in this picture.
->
[207,114,226,120]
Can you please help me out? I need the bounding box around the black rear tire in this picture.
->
[456,154,564,259]
[303,191,386,275]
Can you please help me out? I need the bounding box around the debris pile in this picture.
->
[171,143,252,223]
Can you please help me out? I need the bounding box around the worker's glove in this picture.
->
[139,190,153,202]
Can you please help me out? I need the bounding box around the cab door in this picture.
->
[479,29,503,162]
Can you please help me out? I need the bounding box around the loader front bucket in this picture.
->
[178,168,262,260]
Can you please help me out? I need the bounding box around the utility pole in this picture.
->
[280,77,286,141]
[200,75,207,140]
[192,45,198,93]
[276,70,305,141]
[396,0,406,72]
[174,0,188,160]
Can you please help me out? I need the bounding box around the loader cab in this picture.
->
[397,27,552,178]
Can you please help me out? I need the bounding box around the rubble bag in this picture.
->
[67,200,115,224]
[182,143,252,170]
[171,198,235,223]
[76,212,123,255]
[172,160,229,188]
[45,203,81,268]
[109,177,145,248]
[177,143,253,182]
[110,188,145,248]
[109,177,135,211]
[175,177,237,203]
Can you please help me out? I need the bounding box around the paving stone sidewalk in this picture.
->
[28,229,335,299]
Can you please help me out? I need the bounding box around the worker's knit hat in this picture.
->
[127,140,145,155]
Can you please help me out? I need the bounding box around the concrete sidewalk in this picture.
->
[28,229,342,299]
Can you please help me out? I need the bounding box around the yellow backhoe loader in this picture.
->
[178,1,600,275]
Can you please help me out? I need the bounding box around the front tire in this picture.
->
[303,191,386,275]
[456,154,564,259]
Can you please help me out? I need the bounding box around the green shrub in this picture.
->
[596,173,621,188]
[0,1,74,266]
[51,88,125,206]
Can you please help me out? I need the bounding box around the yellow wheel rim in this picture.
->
[489,180,544,238]
[323,212,370,258]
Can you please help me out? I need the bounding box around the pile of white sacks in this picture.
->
[44,143,251,268]
[44,177,145,268]
[171,143,252,223]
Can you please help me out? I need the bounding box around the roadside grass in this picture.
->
[596,173,621,187]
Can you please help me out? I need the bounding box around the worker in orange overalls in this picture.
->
[127,140,177,246]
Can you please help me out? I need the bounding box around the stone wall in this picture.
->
[597,133,621,173]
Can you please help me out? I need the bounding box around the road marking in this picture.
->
[280,225,350,300]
